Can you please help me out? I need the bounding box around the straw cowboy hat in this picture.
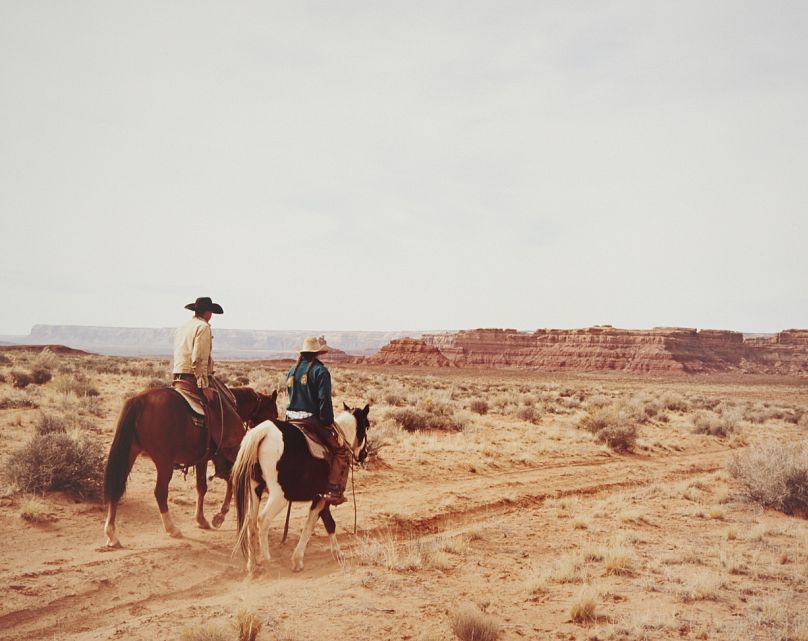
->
[300,336,330,354]
[184,297,224,314]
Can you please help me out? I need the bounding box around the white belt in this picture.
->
[286,410,313,420]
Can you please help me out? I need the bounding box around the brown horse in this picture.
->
[103,385,278,547]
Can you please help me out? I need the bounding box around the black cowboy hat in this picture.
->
[184,297,224,314]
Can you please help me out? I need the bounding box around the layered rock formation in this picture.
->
[364,338,456,367]
[365,327,808,375]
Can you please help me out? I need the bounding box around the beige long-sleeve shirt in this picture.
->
[172,316,214,388]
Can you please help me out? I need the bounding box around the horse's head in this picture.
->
[252,389,279,424]
[233,387,279,427]
[341,401,371,465]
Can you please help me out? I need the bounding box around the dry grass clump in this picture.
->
[450,605,500,641]
[692,411,737,437]
[469,399,489,415]
[357,532,468,571]
[19,496,56,523]
[569,586,598,624]
[6,430,105,499]
[729,440,808,515]
[0,396,37,410]
[179,622,230,641]
[53,373,100,397]
[515,405,540,424]
[235,609,263,641]
[10,369,33,389]
[35,412,70,435]
[660,392,690,412]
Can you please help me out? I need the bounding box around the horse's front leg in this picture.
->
[291,498,326,572]
[257,490,288,566]
[194,461,211,529]
[212,473,232,529]
[319,505,343,565]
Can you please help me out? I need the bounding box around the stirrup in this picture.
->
[320,491,346,506]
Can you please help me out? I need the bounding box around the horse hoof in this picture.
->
[105,540,123,549]
[197,519,212,530]
[169,528,183,539]
[212,514,225,528]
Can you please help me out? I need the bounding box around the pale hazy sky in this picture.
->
[1,2,806,335]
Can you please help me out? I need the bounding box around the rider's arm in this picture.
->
[316,367,335,425]
[192,324,212,388]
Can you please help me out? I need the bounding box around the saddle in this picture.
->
[171,379,206,418]
[287,420,330,461]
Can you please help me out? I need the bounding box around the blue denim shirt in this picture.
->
[287,358,334,424]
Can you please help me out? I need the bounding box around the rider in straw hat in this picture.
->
[286,336,352,505]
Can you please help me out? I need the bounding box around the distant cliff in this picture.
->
[2,325,425,358]
[363,327,808,376]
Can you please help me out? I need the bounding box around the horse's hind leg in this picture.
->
[155,461,182,538]
[291,498,326,572]
[104,445,140,548]
[194,461,211,529]
[257,490,288,566]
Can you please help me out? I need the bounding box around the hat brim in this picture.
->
[301,346,330,354]
[185,302,224,314]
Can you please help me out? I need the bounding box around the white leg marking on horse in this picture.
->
[329,533,344,565]
[160,510,183,538]
[257,491,288,564]
[291,499,325,572]
[104,512,121,548]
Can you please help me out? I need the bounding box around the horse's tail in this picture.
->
[103,395,141,505]
[233,421,270,560]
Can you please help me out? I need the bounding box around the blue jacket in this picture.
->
[287,358,334,424]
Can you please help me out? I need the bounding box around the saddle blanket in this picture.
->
[287,420,329,461]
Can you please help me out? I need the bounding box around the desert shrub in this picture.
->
[450,605,500,641]
[469,399,489,415]
[389,408,462,432]
[384,392,407,407]
[7,431,105,499]
[596,424,637,452]
[10,370,32,389]
[53,374,99,397]
[0,397,37,410]
[569,587,598,624]
[579,403,637,452]
[35,412,69,435]
[0,353,11,365]
[30,367,52,385]
[660,392,690,412]
[146,377,169,389]
[728,440,808,515]
[32,348,59,370]
[516,405,540,424]
[692,411,736,437]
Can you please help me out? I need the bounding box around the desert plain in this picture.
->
[1,347,807,641]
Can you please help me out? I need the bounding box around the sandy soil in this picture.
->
[1,354,807,641]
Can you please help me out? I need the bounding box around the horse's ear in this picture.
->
[271,390,278,401]
[343,401,351,412]
[361,404,370,417]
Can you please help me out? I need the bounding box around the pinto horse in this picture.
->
[232,403,370,575]
[103,386,278,547]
